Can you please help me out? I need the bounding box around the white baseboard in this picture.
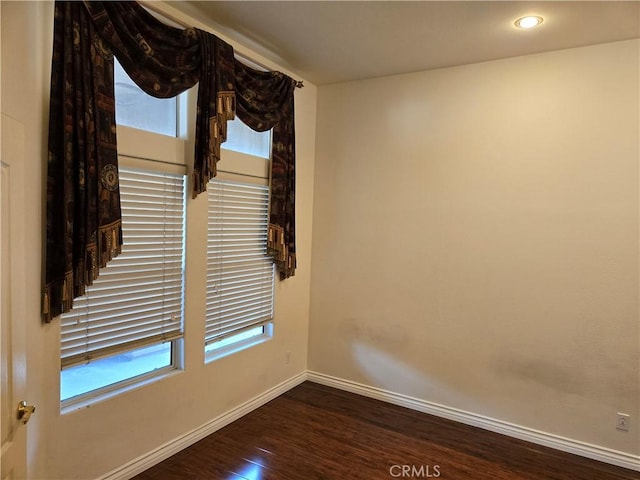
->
[101,370,639,478]
[100,371,307,480]
[307,371,640,472]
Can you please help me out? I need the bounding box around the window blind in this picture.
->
[60,167,186,368]
[206,179,274,346]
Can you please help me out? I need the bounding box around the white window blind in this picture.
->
[60,166,186,368]
[206,179,274,346]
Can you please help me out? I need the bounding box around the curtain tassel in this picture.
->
[98,221,123,270]
[217,91,235,122]
[267,224,296,279]
[43,289,50,317]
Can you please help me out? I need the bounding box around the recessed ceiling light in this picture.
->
[515,16,544,29]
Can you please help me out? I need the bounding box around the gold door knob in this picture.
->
[17,401,35,424]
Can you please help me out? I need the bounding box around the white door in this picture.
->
[0,114,29,479]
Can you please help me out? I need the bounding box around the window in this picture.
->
[114,59,178,137]
[223,117,270,159]
[205,122,274,359]
[205,179,274,357]
[60,165,186,404]
[60,58,187,406]
[60,53,276,402]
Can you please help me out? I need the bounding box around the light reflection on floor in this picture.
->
[229,461,262,480]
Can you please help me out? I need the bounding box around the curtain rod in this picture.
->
[139,1,304,88]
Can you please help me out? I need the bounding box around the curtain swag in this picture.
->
[44,0,299,322]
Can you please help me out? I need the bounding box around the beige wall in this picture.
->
[1,2,316,479]
[310,39,639,455]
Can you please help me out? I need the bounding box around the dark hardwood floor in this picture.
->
[133,381,639,480]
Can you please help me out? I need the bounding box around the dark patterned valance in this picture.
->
[81,1,238,196]
[44,1,299,322]
[235,61,298,279]
[44,2,122,322]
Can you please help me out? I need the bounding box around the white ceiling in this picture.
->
[168,1,640,85]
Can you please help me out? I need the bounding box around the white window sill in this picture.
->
[60,366,182,415]
[205,327,273,364]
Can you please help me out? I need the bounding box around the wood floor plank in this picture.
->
[132,381,639,480]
